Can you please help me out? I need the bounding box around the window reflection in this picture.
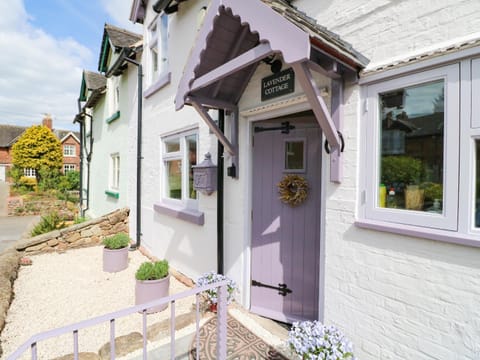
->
[379,80,444,213]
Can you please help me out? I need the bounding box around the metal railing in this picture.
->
[7,280,229,360]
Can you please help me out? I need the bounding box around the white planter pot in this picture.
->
[103,247,129,273]
[135,274,170,314]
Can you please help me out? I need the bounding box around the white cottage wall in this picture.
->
[87,61,136,219]
[286,1,480,359]
[138,0,219,279]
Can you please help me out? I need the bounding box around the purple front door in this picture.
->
[251,115,321,323]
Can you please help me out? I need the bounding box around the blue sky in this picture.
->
[0,0,141,131]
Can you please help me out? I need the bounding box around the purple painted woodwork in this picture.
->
[175,0,310,110]
[102,247,128,273]
[330,79,344,183]
[292,61,341,150]
[251,117,321,323]
[135,275,170,314]
[7,281,230,360]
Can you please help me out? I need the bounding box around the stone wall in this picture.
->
[16,208,129,254]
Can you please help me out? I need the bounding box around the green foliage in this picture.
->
[30,212,66,236]
[37,167,62,191]
[381,156,422,186]
[135,260,169,281]
[421,182,443,200]
[74,216,88,224]
[16,176,37,193]
[64,171,80,190]
[102,233,130,249]
[11,125,63,182]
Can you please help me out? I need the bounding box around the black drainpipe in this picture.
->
[84,113,93,215]
[122,57,143,250]
[75,99,84,217]
[217,109,225,274]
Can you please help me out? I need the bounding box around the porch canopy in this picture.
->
[175,0,368,181]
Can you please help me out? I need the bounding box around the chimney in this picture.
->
[42,114,53,130]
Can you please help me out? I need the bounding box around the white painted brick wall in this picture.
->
[284,2,480,358]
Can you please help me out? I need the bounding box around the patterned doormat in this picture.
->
[189,315,289,359]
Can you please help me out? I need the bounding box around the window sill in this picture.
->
[144,72,171,98]
[105,190,119,199]
[153,201,204,225]
[355,219,480,248]
[106,111,120,124]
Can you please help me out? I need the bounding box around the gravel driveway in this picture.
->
[0,246,192,359]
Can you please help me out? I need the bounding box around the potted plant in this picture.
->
[196,271,237,312]
[102,233,130,273]
[287,320,355,360]
[135,260,170,313]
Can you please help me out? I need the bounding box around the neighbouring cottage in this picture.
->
[0,115,80,182]
[75,24,142,219]
[74,0,480,358]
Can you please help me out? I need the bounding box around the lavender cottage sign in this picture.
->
[261,68,295,101]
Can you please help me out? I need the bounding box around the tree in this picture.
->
[11,125,63,184]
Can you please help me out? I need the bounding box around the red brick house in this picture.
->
[0,116,80,182]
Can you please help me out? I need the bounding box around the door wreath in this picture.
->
[277,174,309,207]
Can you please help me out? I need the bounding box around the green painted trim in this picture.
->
[105,190,119,199]
[99,34,110,73]
[79,76,87,101]
[105,111,120,124]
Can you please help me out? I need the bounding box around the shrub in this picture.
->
[102,233,130,249]
[135,260,169,281]
[31,212,66,236]
[74,216,88,224]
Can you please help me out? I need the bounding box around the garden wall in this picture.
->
[16,207,129,254]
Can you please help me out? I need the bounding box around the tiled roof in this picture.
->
[84,70,106,91]
[105,24,142,49]
[0,125,80,148]
[0,125,25,147]
[261,0,369,68]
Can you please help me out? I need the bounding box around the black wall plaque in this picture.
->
[261,68,295,101]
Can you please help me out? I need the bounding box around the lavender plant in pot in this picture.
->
[102,233,130,273]
[135,260,170,314]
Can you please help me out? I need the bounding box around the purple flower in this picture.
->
[287,321,355,360]
[196,271,237,304]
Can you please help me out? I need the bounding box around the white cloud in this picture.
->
[0,0,93,131]
[100,0,142,33]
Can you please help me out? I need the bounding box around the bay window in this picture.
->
[363,65,459,231]
[360,55,480,242]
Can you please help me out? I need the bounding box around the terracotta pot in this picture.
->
[135,275,170,314]
[103,247,129,273]
[209,303,217,313]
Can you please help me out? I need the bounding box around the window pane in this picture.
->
[285,141,304,170]
[165,138,180,153]
[166,159,182,199]
[379,80,444,213]
[476,140,480,228]
[186,135,197,199]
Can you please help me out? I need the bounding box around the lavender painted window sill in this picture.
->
[355,219,480,248]
[153,202,204,225]
[144,72,171,98]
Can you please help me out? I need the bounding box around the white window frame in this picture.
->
[109,153,120,191]
[63,144,75,157]
[161,130,198,209]
[147,13,169,87]
[108,76,120,115]
[63,164,76,173]
[361,64,460,231]
[24,168,36,178]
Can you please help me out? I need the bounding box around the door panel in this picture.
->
[251,117,321,323]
